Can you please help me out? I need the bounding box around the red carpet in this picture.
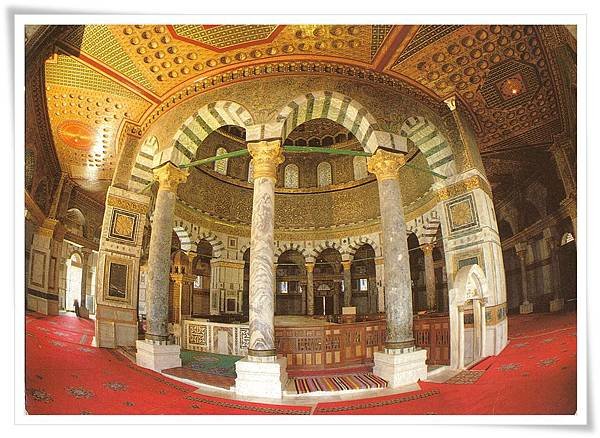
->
[25,311,577,415]
[313,311,577,415]
[25,313,310,415]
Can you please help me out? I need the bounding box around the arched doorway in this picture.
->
[313,248,343,316]
[169,250,190,324]
[407,232,425,312]
[350,244,377,315]
[275,250,306,315]
[449,265,489,369]
[191,239,213,316]
[559,229,577,310]
[432,228,449,313]
[65,252,83,312]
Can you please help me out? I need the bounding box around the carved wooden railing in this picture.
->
[181,313,451,370]
[274,319,387,370]
[413,313,450,365]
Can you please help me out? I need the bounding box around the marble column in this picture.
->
[136,162,188,372]
[246,140,284,358]
[368,148,427,388]
[235,140,288,399]
[515,243,533,314]
[341,260,352,307]
[422,243,436,312]
[545,230,564,312]
[79,247,92,318]
[305,259,315,316]
[375,256,385,313]
[145,163,189,342]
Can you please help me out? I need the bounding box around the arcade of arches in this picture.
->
[24,24,577,403]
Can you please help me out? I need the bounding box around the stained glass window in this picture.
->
[317,161,332,187]
[284,164,299,188]
[353,156,368,180]
[214,147,228,175]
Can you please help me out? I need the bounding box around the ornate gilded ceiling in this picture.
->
[29,24,575,204]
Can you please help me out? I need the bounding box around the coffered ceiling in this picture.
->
[29,24,575,204]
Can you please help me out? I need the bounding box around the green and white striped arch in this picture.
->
[400,116,457,179]
[127,101,254,192]
[274,91,382,153]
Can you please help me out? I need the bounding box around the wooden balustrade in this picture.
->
[413,314,450,365]
[181,313,451,370]
[275,319,387,370]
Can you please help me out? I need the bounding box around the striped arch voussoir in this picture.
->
[347,236,379,257]
[275,242,308,259]
[197,231,224,258]
[154,101,254,169]
[400,116,456,179]
[274,91,380,153]
[311,240,347,259]
[172,225,193,252]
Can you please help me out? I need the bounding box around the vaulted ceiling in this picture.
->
[29,24,576,204]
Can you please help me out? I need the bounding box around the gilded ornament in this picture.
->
[106,195,148,214]
[153,163,189,192]
[367,149,406,181]
[247,141,284,180]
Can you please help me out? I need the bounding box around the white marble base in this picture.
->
[235,357,288,399]
[549,298,565,312]
[519,302,533,314]
[135,340,181,372]
[373,348,428,388]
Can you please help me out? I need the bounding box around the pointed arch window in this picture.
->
[214,147,228,175]
[284,164,299,188]
[317,161,332,187]
[353,156,368,180]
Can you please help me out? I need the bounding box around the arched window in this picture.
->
[561,232,575,246]
[65,208,86,237]
[284,164,299,188]
[317,161,332,187]
[353,156,368,180]
[214,147,228,175]
[247,159,254,183]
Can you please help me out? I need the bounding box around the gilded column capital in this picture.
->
[305,261,315,273]
[367,148,406,181]
[247,140,284,180]
[514,242,528,260]
[444,95,457,111]
[153,162,189,193]
[422,243,435,255]
[341,260,352,270]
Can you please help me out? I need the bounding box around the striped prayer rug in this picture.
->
[294,373,387,394]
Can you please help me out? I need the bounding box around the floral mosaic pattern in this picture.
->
[104,382,128,391]
[538,357,558,367]
[67,387,95,399]
[498,363,521,371]
[29,389,53,403]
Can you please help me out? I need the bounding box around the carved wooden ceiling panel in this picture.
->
[29,24,574,204]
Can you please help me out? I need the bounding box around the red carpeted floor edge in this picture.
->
[25,310,577,415]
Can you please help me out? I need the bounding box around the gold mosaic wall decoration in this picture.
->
[170,25,280,50]
[44,52,152,183]
[445,193,479,233]
[62,25,157,93]
[392,25,560,148]
[109,209,138,242]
